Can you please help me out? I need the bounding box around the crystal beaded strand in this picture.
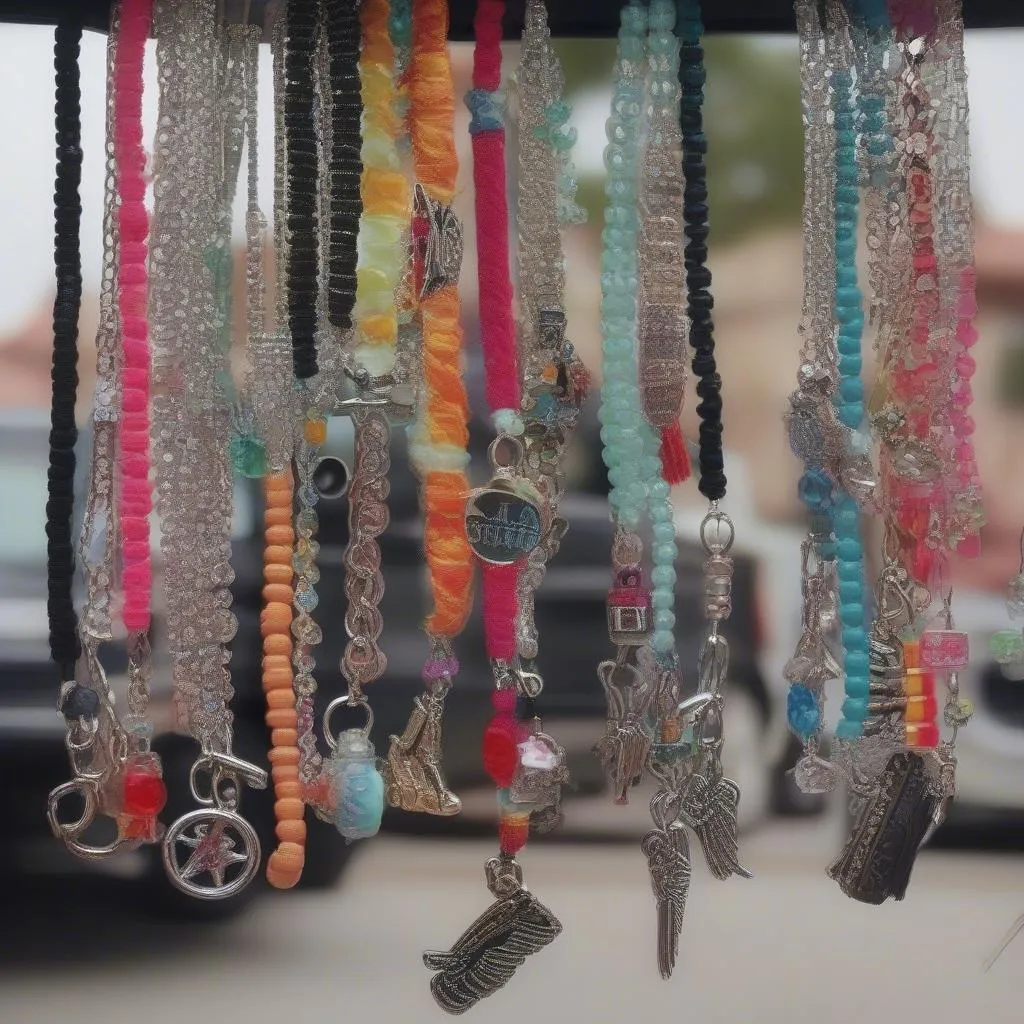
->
[150,0,267,901]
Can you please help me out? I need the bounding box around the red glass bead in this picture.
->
[482,717,519,787]
[123,766,168,817]
[955,353,976,379]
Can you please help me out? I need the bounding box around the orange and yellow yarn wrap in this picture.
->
[353,0,410,375]
[407,0,473,638]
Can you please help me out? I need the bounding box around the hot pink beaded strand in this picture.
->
[114,0,154,634]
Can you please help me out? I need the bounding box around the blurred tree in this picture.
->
[555,36,803,246]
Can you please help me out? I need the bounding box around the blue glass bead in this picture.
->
[842,627,867,651]
[836,128,857,148]
[835,718,863,740]
[835,237,856,261]
[835,538,861,561]
[651,565,676,588]
[839,376,863,403]
[787,684,820,739]
[844,672,870,699]
[653,521,675,543]
[330,732,385,841]
[838,354,862,378]
[798,469,833,511]
[835,286,861,308]
[654,609,675,631]
[836,559,862,583]
[841,697,869,722]
[833,506,859,532]
[845,650,869,676]
[836,265,858,288]
[838,405,862,429]
[651,629,674,655]
[840,603,864,627]
[651,589,674,610]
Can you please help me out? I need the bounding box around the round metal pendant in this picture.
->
[464,485,542,565]
[162,808,261,901]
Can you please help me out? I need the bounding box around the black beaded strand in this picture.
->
[47,19,84,683]
[678,0,726,502]
[284,0,320,379]
[324,0,362,332]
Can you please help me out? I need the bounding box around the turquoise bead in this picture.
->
[654,609,675,630]
[653,521,675,543]
[649,479,670,502]
[836,559,861,581]
[835,538,861,561]
[839,377,863,403]
[835,286,861,307]
[836,128,856,147]
[230,433,268,478]
[546,100,571,126]
[836,265,858,288]
[845,650,869,676]
[835,718,863,740]
[330,734,385,841]
[832,504,859,530]
[841,697,869,722]
[839,581,862,605]
[650,502,672,524]
[651,629,674,655]
[840,603,864,627]
[838,354,862,377]
[798,469,833,511]
[653,542,677,565]
[842,627,867,651]
[651,589,674,610]
[844,674,869,698]
[787,684,820,739]
[839,405,861,429]
[651,565,676,588]
[866,137,889,156]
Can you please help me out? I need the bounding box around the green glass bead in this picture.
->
[230,433,268,478]
[989,629,1024,664]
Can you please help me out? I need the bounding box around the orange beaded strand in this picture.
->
[261,470,307,889]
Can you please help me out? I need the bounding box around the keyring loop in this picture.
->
[700,510,735,556]
[323,693,374,752]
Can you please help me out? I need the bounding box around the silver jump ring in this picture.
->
[323,693,374,751]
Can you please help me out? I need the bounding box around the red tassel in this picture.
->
[659,422,691,484]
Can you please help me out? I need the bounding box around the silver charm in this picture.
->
[424,857,561,1015]
[682,773,751,882]
[641,824,691,980]
[594,659,654,804]
[414,183,464,298]
[465,483,543,566]
[510,723,569,832]
[163,807,261,901]
[163,750,267,900]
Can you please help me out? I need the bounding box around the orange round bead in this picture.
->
[266,688,296,710]
[268,746,300,766]
[274,778,302,799]
[261,602,292,633]
[275,818,307,844]
[265,525,295,546]
[274,797,306,822]
[264,545,293,566]
[304,418,328,445]
[265,707,298,729]
[263,562,293,585]
[262,584,294,606]
[264,507,293,527]
[271,728,298,747]
[263,633,293,656]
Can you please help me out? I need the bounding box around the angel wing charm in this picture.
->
[423,887,562,1014]
[593,660,654,804]
[641,824,691,979]
[683,774,752,882]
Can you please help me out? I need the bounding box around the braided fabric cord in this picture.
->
[325,0,362,332]
[284,0,320,378]
[678,0,725,501]
[48,20,84,681]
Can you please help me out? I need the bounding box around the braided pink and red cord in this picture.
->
[114,0,153,634]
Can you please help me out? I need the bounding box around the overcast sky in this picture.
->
[0,25,1021,335]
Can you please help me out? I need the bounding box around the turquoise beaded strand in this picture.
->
[831,53,871,741]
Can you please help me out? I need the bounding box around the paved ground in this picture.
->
[2,811,1022,1024]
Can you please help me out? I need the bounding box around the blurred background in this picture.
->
[1,21,1023,1024]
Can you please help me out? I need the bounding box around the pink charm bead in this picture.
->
[920,630,970,671]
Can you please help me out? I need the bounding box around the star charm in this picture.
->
[176,819,249,888]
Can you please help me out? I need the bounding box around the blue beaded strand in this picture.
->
[831,64,870,741]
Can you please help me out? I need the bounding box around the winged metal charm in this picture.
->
[641,824,691,979]
[593,659,655,804]
[682,774,752,882]
[423,887,562,1014]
